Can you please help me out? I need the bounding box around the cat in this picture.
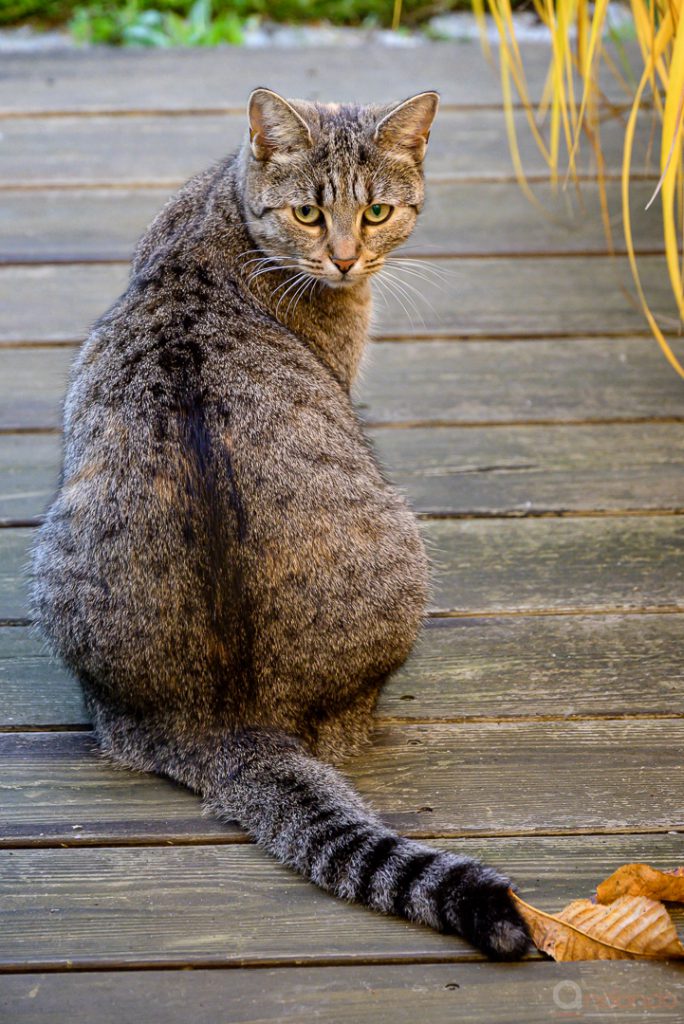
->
[30,87,528,959]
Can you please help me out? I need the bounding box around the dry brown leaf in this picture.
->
[596,863,684,905]
[511,892,684,961]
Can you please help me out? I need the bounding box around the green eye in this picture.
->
[364,203,392,224]
[293,204,323,225]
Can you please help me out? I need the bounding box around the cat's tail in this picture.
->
[91,711,529,960]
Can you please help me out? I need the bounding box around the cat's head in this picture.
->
[240,88,439,287]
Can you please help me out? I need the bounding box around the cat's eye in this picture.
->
[363,203,393,225]
[293,204,323,226]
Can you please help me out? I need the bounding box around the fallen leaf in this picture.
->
[511,892,684,961]
[596,863,684,904]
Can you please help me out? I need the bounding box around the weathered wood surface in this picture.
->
[0,43,638,115]
[4,614,682,728]
[0,434,59,523]
[4,424,684,523]
[0,110,655,190]
[0,627,82,727]
[4,339,684,432]
[1,41,682,1007]
[1,258,677,344]
[427,515,684,614]
[372,424,684,513]
[1,962,680,1024]
[2,720,682,843]
[1,835,682,967]
[3,516,684,620]
[0,181,664,263]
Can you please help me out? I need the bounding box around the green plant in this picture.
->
[69,0,244,45]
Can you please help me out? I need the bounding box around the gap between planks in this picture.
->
[2,607,684,629]
[0,172,661,192]
[0,332,665,350]
[4,508,684,529]
[0,953,524,975]
[2,826,681,853]
[0,101,639,120]
[3,710,683,735]
[0,249,669,267]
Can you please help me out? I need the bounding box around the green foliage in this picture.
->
[1,0,464,31]
[69,0,243,46]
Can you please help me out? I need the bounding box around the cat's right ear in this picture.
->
[248,88,313,160]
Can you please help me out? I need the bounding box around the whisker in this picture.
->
[384,264,449,293]
[274,272,310,316]
[381,271,429,328]
[248,264,302,283]
[286,274,315,318]
[386,258,455,284]
[378,273,421,329]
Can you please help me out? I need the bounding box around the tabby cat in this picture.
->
[31,88,528,959]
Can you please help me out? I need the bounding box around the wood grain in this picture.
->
[370,423,684,514]
[1,834,682,967]
[5,255,679,341]
[0,433,59,523]
[1,42,681,1011]
[3,516,684,620]
[0,258,679,345]
[0,627,84,727]
[0,181,664,263]
[1,962,680,1024]
[2,719,682,843]
[0,110,655,190]
[3,338,684,432]
[4,613,682,728]
[426,515,684,614]
[382,614,684,720]
[360,339,684,424]
[0,43,636,115]
[4,424,684,523]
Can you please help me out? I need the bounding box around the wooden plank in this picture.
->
[0,258,678,345]
[2,962,680,1024]
[360,339,684,424]
[3,515,684,620]
[0,433,59,523]
[0,43,636,115]
[0,181,665,263]
[0,835,682,966]
[0,110,655,189]
[382,614,684,720]
[2,339,683,433]
[2,613,683,728]
[5,425,684,523]
[371,423,684,514]
[0,528,33,620]
[0,627,84,727]
[427,515,684,615]
[2,719,683,843]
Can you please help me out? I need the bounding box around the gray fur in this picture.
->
[30,89,528,959]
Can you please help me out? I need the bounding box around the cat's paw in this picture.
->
[437,863,530,961]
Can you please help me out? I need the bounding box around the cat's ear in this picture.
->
[248,88,313,160]
[373,91,439,162]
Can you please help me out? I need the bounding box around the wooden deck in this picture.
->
[1,43,683,1022]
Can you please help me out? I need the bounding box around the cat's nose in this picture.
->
[331,256,357,274]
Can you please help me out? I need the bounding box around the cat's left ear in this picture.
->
[373,91,440,163]
[248,87,313,160]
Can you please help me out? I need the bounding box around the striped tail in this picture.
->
[92,714,529,960]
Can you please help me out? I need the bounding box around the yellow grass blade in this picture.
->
[659,11,684,319]
[622,22,684,379]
